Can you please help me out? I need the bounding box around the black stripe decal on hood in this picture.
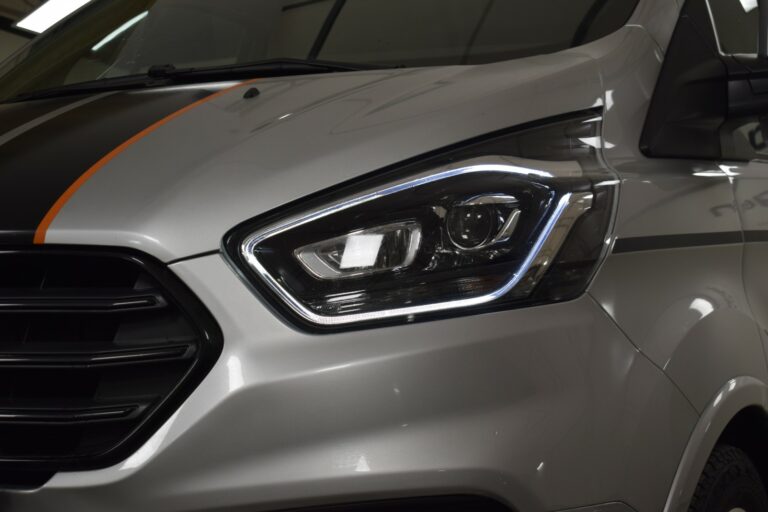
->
[0,93,112,148]
[0,88,214,244]
[0,95,101,139]
[35,80,258,244]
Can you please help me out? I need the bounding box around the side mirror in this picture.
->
[641,0,768,160]
[729,0,768,117]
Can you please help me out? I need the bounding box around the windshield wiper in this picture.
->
[5,74,168,103]
[145,58,391,80]
[6,58,391,103]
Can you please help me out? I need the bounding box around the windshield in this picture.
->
[0,0,639,102]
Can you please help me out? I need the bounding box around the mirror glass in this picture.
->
[709,0,760,54]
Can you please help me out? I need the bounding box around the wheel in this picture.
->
[689,445,768,512]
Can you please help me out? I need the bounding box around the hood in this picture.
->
[0,51,604,261]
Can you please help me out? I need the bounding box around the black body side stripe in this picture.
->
[613,232,743,253]
[0,89,214,245]
[744,231,768,243]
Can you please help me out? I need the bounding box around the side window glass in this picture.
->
[315,0,638,67]
[708,0,759,54]
[267,0,335,59]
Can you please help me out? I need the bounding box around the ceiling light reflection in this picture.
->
[17,0,93,33]
[740,0,758,13]
[227,355,245,392]
[92,11,148,51]
[690,298,714,319]
[121,411,179,470]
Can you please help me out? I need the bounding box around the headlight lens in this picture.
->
[446,194,521,250]
[226,111,616,331]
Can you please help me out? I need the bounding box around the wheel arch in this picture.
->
[664,376,768,512]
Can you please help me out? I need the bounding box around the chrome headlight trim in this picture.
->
[239,158,593,327]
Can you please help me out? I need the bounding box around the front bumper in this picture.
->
[5,254,696,512]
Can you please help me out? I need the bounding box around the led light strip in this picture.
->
[240,160,593,326]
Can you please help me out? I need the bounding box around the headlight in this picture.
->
[225,111,617,331]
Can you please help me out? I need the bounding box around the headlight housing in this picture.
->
[225,111,616,332]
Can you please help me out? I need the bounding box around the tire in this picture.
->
[689,444,768,512]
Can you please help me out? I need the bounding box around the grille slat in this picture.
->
[0,248,222,485]
[0,405,143,424]
[0,343,195,367]
[0,289,167,313]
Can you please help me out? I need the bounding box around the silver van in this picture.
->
[1,1,767,511]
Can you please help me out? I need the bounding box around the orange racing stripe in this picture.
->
[34,79,258,244]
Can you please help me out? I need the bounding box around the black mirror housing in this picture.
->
[760,0,768,57]
[641,0,768,160]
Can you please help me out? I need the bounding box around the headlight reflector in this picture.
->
[295,221,423,280]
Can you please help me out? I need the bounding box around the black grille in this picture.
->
[0,247,222,483]
[279,496,513,512]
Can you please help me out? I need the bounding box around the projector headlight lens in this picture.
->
[226,111,616,331]
[446,194,521,250]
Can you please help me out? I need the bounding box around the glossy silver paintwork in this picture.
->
[45,57,604,261]
[8,0,768,510]
[626,0,681,51]
[7,255,695,512]
[591,245,767,412]
[587,0,768,412]
[733,160,768,356]
[588,3,768,510]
